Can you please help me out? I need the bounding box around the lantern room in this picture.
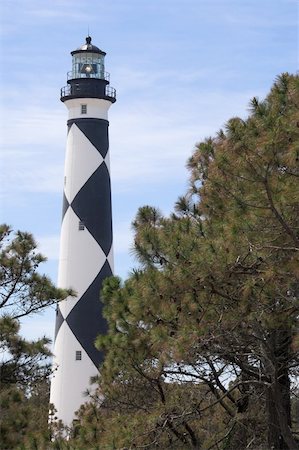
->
[61,36,116,102]
[70,37,106,80]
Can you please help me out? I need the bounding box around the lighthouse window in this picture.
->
[78,220,85,230]
[75,351,82,361]
[81,104,87,114]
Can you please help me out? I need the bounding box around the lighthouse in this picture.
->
[50,37,116,427]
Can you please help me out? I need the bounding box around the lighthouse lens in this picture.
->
[79,64,98,77]
[72,53,103,79]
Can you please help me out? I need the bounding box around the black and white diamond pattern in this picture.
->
[49,47,116,427]
[53,118,113,368]
[71,162,112,255]
[66,260,112,367]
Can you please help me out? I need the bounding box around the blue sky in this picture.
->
[0,0,297,341]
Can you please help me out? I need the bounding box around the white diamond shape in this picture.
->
[104,152,111,172]
[58,207,106,318]
[64,124,104,204]
[107,246,114,273]
[50,320,97,427]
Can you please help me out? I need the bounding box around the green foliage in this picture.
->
[0,315,51,388]
[0,225,74,449]
[54,73,299,449]
[0,224,73,320]
[0,381,51,450]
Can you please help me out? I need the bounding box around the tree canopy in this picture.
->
[66,73,299,450]
[0,225,73,449]
[4,74,298,450]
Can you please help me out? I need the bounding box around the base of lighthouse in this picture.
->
[50,94,114,427]
[50,321,99,427]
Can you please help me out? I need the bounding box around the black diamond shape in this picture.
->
[66,260,112,368]
[71,118,109,158]
[54,306,65,341]
[67,122,73,134]
[71,162,112,256]
[62,192,70,221]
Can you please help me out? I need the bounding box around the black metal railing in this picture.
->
[105,86,116,98]
[61,84,116,99]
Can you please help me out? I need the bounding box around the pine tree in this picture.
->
[0,225,74,449]
[67,74,299,449]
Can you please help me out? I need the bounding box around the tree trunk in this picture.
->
[266,330,298,450]
[267,382,286,449]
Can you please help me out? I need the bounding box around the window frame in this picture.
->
[75,350,82,361]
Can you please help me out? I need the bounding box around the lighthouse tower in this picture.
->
[50,37,116,427]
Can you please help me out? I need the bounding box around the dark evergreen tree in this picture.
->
[0,225,73,449]
[61,74,299,449]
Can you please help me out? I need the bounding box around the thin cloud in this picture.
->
[223,7,298,28]
[29,8,90,21]
[10,0,90,22]
[1,79,259,199]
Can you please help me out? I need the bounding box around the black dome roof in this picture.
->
[71,36,106,56]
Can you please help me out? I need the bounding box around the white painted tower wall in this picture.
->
[50,96,114,427]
